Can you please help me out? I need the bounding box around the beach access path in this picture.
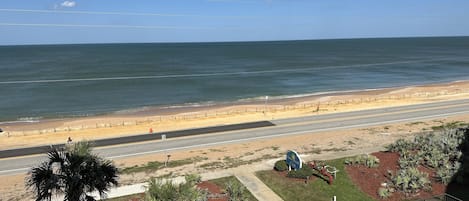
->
[2,98,469,176]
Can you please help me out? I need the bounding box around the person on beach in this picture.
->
[67,136,73,144]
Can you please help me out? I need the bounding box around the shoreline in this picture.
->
[2,79,469,149]
[2,79,466,124]
[1,80,456,124]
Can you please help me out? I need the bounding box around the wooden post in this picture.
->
[165,154,171,167]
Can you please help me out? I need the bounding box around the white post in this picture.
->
[264,96,269,114]
[333,196,336,201]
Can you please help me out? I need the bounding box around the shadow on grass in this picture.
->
[446,127,469,200]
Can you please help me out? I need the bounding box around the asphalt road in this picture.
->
[2,98,469,175]
[0,121,275,158]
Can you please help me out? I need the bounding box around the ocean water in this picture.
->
[1,37,469,122]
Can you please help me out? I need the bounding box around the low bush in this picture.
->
[398,151,419,169]
[344,154,380,168]
[274,160,288,172]
[387,138,416,153]
[390,167,431,194]
[287,164,314,179]
[377,187,391,199]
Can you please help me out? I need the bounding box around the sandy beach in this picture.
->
[2,80,469,149]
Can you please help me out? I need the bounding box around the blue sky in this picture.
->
[0,0,469,45]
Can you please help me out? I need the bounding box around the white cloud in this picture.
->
[60,1,76,8]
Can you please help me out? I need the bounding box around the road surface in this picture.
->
[2,98,469,175]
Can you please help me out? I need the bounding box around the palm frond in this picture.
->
[27,162,62,201]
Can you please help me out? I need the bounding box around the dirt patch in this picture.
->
[346,152,447,201]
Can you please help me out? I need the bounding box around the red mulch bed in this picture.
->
[345,152,447,201]
[197,181,228,201]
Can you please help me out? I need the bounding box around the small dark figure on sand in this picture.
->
[67,137,73,144]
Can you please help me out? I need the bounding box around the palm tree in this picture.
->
[27,141,118,201]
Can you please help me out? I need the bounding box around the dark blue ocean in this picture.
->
[1,37,469,122]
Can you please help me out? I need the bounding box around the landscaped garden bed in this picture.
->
[345,152,446,201]
[257,125,468,201]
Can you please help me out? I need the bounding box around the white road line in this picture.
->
[108,110,469,159]
[0,167,30,174]
[2,109,468,175]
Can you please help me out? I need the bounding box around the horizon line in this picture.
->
[1,35,468,47]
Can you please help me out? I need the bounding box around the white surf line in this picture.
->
[0,58,454,85]
[0,23,220,30]
[108,110,469,159]
[1,109,468,175]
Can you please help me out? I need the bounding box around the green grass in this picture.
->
[210,176,258,201]
[322,147,348,152]
[431,121,469,131]
[303,148,322,155]
[200,154,281,169]
[256,158,376,201]
[120,156,207,174]
[199,161,225,169]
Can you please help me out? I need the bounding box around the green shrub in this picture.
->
[145,176,207,201]
[390,167,431,194]
[225,180,248,201]
[274,160,288,171]
[378,187,391,199]
[387,138,415,152]
[287,164,314,179]
[344,154,380,168]
[398,152,419,169]
[185,173,202,185]
[436,161,460,185]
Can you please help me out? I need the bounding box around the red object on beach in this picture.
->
[149,128,153,134]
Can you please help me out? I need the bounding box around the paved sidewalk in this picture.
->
[234,170,284,201]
